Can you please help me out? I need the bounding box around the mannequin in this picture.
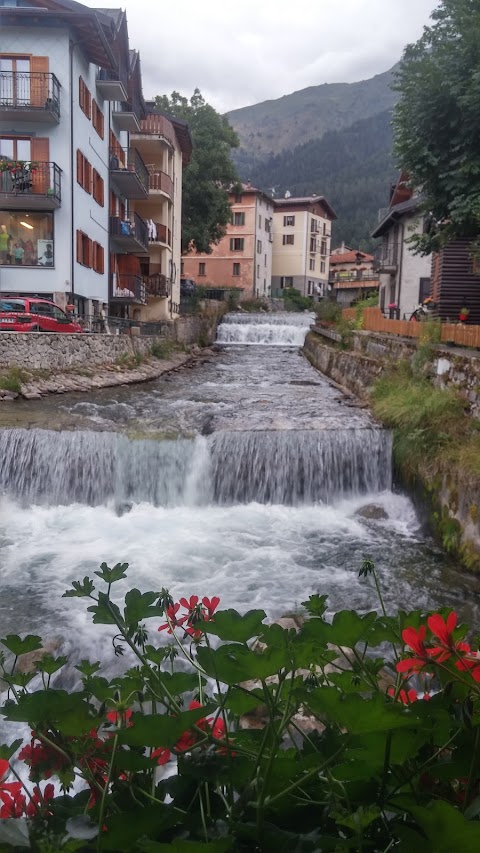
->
[0,224,11,264]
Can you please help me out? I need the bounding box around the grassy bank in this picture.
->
[370,365,480,569]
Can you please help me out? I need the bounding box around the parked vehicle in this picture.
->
[0,297,84,333]
[180,277,197,296]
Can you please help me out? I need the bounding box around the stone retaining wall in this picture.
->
[0,310,225,371]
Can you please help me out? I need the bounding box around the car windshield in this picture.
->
[0,299,26,313]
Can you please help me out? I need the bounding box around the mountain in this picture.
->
[248,109,396,250]
[226,64,399,248]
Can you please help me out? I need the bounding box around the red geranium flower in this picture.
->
[106,708,133,727]
[396,625,431,674]
[180,595,199,611]
[158,603,186,633]
[151,747,170,766]
[202,596,220,619]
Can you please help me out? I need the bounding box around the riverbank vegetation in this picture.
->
[1,562,480,850]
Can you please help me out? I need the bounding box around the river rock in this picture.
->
[355,504,389,521]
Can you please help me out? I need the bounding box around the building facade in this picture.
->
[271,196,336,299]
[181,184,274,300]
[372,174,432,319]
[329,244,379,306]
[0,0,190,325]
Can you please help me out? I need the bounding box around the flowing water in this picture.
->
[0,311,479,663]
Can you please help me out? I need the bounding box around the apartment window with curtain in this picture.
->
[233,212,245,225]
[230,238,244,251]
[320,261,326,273]
[283,234,294,245]
[233,263,240,276]
[280,276,293,289]
[283,215,295,226]
[198,262,206,276]
[309,258,315,271]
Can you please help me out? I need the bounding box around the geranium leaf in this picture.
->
[102,804,178,851]
[304,688,425,735]
[118,706,216,748]
[198,609,267,643]
[124,589,164,625]
[0,635,42,656]
[196,644,288,685]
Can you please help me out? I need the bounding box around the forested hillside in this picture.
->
[248,109,396,250]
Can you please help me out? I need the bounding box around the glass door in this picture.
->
[0,57,30,106]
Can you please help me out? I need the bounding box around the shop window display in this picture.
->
[0,211,54,266]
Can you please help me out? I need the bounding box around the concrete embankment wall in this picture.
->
[0,311,224,370]
[304,328,480,573]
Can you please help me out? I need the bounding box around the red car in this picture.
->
[0,297,84,333]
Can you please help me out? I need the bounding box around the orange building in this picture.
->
[181,183,274,299]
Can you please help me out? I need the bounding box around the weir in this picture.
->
[216,312,315,346]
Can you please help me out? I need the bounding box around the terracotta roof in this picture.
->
[330,251,374,265]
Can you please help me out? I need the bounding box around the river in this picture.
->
[0,311,478,662]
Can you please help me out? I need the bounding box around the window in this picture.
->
[280,276,293,289]
[320,261,326,273]
[233,262,240,276]
[0,56,30,105]
[92,100,104,139]
[309,258,315,271]
[79,77,91,119]
[310,220,319,233]
[76,230,92,267]
[0,211,54,267]
[323,223,328,235]
[283,215,295,226]
[258,214,262,228]
[198,262,206,276]
[283,234,294,245]
[419,277,431,302]
[265,218,271,233]
[76,151,91,193]
[234,193,242,203]
[264,254,267,266]
[93,242,104,274]
[0,135,31,160]
[257,240,262,253]
[307,281,313,295]
[257,264,260,278]
[233,212,245,225]
[92,169,104,206]
[230,238,244,251]
[321,240,327,255]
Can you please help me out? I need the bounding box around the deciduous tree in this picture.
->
[155,89,240,253]
[394,0,480,253]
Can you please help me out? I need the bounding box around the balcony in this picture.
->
[144,273,171,298]
[149,222,171,246]
[0,72,60,122]
[147,168,174,201]
[96,68,127,102]
[329,270,379,283]
[109,148,149,199]
[310,239,319,253]
[111,274,146,305]
[136,114,176,148]
[373,243,399,273]
[109,213,148,253]
[0,162,61,209]
[112,102,140,132]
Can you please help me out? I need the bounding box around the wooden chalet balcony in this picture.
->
[147,168,174,201]
[149,223,171,246]
[374,243,399,273]
[144,273,171,298]
[0,71,60,122]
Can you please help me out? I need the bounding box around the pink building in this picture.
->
[181,184,274,299]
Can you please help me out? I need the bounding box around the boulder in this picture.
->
[355,504,389,521]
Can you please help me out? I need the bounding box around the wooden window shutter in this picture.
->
[84,159,92,193]
[79,77,84,112]
[30,137,49,195]
[30,56,49,107]
[85,86,91,119]
[98,245,104,274]
[76,150,83,186]
[76,230,83,264]
[87,238,93,269]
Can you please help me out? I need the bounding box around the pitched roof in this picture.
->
[274,195,337,220]
[371,196,423,238]
[330,250,374,265]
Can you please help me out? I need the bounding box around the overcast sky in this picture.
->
[85,0,440,113]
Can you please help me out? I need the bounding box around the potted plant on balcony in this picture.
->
[0,159,38,174]
[459,306,470,322]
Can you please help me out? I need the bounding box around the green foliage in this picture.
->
[282,288,314,311]
[394,0,480,253]
[155,89,240,253]
[315,299,342,324]
[0,367,29,393]
[411,319,442,377]
[238,298,269,312]
[150,340,177,360]
[3,563,480,850]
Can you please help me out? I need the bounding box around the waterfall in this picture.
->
[216,312,314,346]
[0,427,392,508]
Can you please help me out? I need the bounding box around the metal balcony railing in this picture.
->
[329,270,379,283]
[0,72,60,118]
[373,242,400,272]
[144,273,171,298]
[109,147,149,198]
[111,274,147,304]
[109,212,148,252]
[0,161,61,205]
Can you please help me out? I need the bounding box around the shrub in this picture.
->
[1,562,480,850]
[315,299,342,324]
[282,288,314,311]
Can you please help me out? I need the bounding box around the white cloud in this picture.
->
[84,0,440,112]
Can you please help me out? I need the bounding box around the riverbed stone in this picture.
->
[355,504,389,520]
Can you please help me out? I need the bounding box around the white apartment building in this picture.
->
[0,0,191,323]
[272,195,337,299]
